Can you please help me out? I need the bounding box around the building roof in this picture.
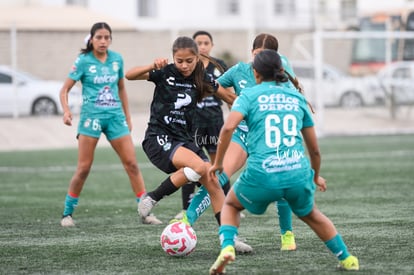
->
[0,6,136,31]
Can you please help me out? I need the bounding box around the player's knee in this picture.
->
[183,167,203,182]
[123,159,139,175]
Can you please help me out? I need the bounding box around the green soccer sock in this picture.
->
[185,172,229,226]
[276,199,293,234]
[219,225,238,249]
[63,193,79,217]
[325,234,350,261]
[185,186,210,226]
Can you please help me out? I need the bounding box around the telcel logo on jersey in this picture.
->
[93,74,117,84]
[258,93,299,111]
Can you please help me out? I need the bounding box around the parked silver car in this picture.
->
[0,65,81,116]
[377,61,414,105]
[291,61,384,108]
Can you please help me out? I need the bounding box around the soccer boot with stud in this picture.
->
[138,193,158,219]
[60,215,75,227]
[209,245,235,275]
[337,255,359,271]
[280,230,297,251]
[141,213,163,225]
[234,237,253,253]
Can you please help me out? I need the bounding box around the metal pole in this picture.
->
[385,19,396,119]
[11,23,18,118]
[313,23,324,137]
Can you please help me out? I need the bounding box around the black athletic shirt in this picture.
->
[193,58,228,128]
[145,64,218,142]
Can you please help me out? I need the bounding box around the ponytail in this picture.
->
[194,59,216,102]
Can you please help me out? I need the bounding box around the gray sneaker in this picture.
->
[61,215,75,227]
[141,213,163,225]
[138,194,158,218]
[234,237,253,253]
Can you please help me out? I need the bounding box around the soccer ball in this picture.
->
[160,221,197,256]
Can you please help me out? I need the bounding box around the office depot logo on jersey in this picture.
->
[258,93,300,112]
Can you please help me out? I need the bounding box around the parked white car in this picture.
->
[377,61,414,105]
[0,65,82,117]
[291,61,385,108]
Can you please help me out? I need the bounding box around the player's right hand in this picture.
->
[63,111,73,126]
[315,176,327,192]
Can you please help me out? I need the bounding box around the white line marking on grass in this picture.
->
[0,150,412,173]
[0,162,155,173]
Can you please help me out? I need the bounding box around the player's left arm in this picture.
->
[209,111,243,177]
[215,84,237,105]
[301,126,326,192]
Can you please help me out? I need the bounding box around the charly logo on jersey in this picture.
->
[166,76,175,86]
[238,79,247,89]
[89,65,97,73]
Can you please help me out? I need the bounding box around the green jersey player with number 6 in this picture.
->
[59,22,161,227]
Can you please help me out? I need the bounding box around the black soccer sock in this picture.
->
[181,182,196,210]
[149,176,179,201]
[215,211,221,226]
[222,182,231,196]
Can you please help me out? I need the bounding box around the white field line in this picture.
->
[0,150,412,174]
[0,162,155,173]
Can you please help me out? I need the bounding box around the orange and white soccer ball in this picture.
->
[160,221,197,256]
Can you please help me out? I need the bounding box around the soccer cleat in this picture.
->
[234,237,253,253]
[174,210,185,220]
[169,211,190,226]
[280,231,297,251]
[337,255,359,271]
[209,245,235,275]
[60,215,75,227]
[142,213,163,225]
[138,194,158,219]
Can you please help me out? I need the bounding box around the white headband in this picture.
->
[84,34,91,45]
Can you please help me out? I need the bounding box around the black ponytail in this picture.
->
[253,49,315,113]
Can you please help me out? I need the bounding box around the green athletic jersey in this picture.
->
[231,81,314,188]
[68,49,125,118]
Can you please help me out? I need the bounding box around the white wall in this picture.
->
[357,0,410,14]
[1,0,413,31]
[88,0,137,24]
